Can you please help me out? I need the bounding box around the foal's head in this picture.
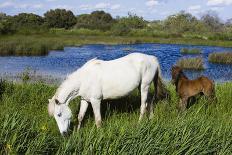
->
[171,66,184,85]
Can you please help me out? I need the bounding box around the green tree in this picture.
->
[44,9,76,29]
[164,11,199,33]
[75,11,115,31]
[0,13,15,34]
[112,13,147,35]
[201,11,222,32]
[12,13,44,28]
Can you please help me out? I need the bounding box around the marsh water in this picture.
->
[0,43,232,82]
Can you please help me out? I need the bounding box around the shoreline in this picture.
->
[0,35,232,56]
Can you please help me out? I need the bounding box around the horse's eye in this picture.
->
[58,113,62,117]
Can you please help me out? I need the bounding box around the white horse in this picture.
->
[48,53,168,135]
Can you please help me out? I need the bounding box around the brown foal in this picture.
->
[171,66,216,111]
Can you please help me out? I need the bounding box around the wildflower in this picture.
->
[6,144,12,152]
[41,125,48,131]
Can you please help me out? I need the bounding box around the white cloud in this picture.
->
[53,5,73,10]
[0,2,14,8]
[79,3,121,11]
[46,0,58,2]
[95,3,110,9]
[188,5,201,10]
[0,1,44,9]
[146,0,159,7]
[111,4,121,10]
[207,0,232,6]
[79,4,91,11]
[32,4,43,9]
[187,5,202,14]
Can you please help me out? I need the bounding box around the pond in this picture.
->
[0,43,232,82]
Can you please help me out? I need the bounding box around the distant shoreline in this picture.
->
[1,34,232,56]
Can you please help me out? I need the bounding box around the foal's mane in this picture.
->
[175,69,188,92]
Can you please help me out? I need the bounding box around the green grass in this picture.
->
[209,52,232,64]
[180,48,202,54]
[176,57,205,70]
[0,80,231,154]
[1,30,232,56]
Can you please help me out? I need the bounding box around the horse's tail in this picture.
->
[152,65,170,102]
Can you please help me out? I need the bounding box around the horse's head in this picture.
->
[171,66,183,85]
[48,98,72,135]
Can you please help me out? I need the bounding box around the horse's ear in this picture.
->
[48,99,52,103]
[55,99,60,105]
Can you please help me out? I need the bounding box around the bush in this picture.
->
[44,9,76,29]
[75,11,115,31]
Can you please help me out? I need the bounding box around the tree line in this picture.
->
[0,9,232,40]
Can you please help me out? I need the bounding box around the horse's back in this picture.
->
[78,53,160,100]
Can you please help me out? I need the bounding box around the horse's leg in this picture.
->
[91,99,102,128]
[77,100,89,130]
[148,97,154,119]
[139,84,149,121]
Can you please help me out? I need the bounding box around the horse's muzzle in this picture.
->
[62,131,69,137]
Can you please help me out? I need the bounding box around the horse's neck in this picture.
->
[175,72,188,92]
[55,76,80,104]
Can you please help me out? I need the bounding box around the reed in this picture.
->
[177,57,204,70]
[180,48,202,54]
[209,52,232,64]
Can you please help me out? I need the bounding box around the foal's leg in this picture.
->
[178,97,188,112]
[139,84,149,121]
[77,100,89,130]
[90,99,102,128]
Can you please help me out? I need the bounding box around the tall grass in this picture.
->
[209,52,232,64]
[180,48,202,54]
[176,57,204,70]
[0,81,231,154]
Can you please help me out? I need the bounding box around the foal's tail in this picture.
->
[152,65,170,102]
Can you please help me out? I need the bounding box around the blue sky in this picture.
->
[0,0,232,21]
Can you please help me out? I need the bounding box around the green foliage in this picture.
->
[75,11,115,31]
[12,13,44,28]
[111,13,147,35]
[209,52,232,64]
[0,82,231,154]
[201,11,222,32]
[164,11,199,33]
[180,48,202,54]
[44,9,76,29]
[0,14,15,34]
[177,57,204,70]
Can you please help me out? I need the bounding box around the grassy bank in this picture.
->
[1,31,232,56]
[0,81,231,154]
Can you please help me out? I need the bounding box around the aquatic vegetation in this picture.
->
[0,81,231,154]
[122,47,135,51]
[177,57,204,70]
[180,48,202,54]
[209,52,232,64]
